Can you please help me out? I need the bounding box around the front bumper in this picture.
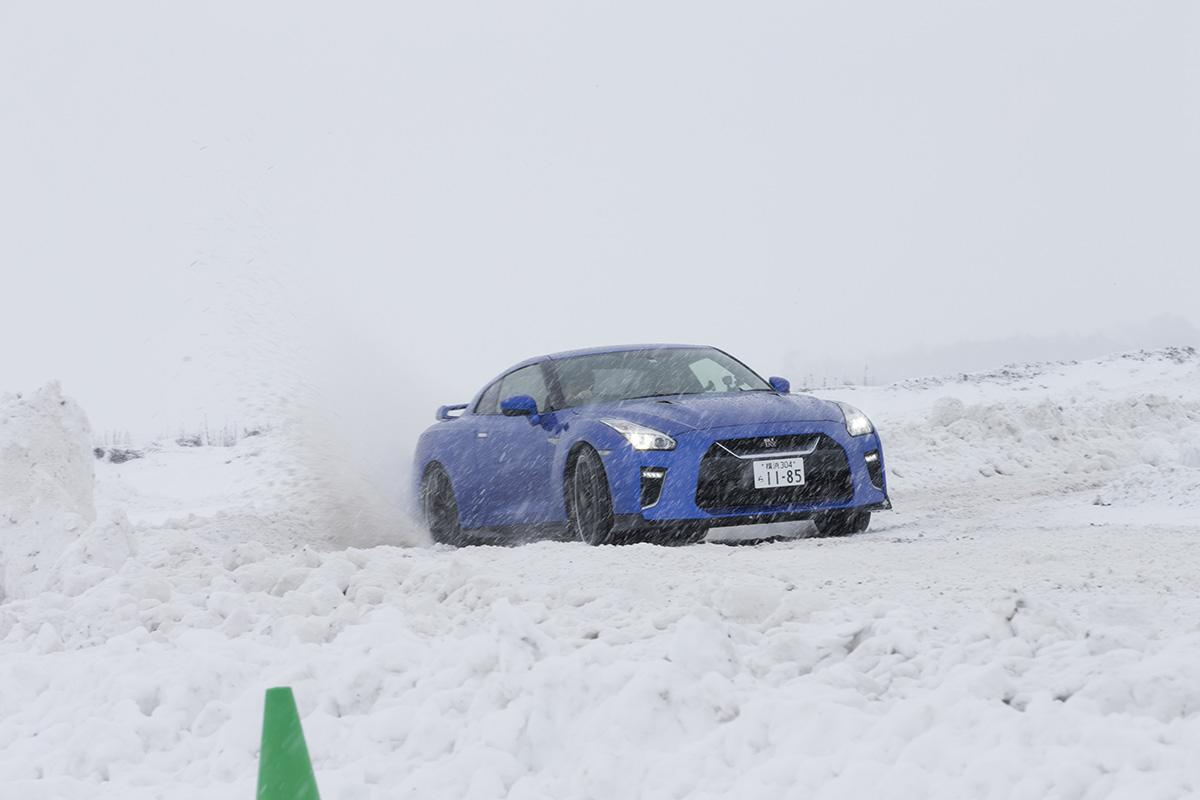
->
[598,420,890,531]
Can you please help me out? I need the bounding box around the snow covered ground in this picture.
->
[2,348,1199,799]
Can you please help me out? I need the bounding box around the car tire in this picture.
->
[567,447,615,546]
[421,466,467,546]
[812,510,871,537]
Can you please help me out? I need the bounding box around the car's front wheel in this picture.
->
[421,465,467,546]
[567,447,615,546]
[812,509,871,537]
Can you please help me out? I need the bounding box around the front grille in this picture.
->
[695,433,853,512]
[714,434,822,458]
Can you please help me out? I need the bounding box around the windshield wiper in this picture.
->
[623,386,773,401]
[624,391,692,401]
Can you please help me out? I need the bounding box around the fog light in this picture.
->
[640,467,666,507]
[864,450,884,489]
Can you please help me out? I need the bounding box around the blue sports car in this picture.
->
[414,344,890,545]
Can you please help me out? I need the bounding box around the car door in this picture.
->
[473,363,559,527]
[446,379,503,529]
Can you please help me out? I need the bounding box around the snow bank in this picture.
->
[828,347,1200,523]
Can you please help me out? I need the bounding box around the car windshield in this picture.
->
[548,347,772,410]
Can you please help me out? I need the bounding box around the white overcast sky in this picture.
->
[2,1,1198,439]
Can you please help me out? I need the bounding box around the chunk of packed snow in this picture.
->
[0,383,100,602]
[0,382,95,528]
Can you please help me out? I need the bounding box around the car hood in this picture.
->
[573,392,844,435]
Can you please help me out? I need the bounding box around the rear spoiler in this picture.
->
[436,403,468,421]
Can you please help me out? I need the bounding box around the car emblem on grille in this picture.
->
[762,437,778,449]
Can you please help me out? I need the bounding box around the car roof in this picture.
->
[507,343,711,371]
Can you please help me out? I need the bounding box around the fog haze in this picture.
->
[3,1,1197,440]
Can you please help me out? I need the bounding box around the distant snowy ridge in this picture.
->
[881,345,1198,391]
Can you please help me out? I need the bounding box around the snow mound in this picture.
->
[1093,464,1200,509]
[828,347,1200,524]
[0,382,95,528]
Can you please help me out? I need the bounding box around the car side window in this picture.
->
[499,364,550,412]
[474,381,502,415]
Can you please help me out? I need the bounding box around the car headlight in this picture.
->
[836,402,874,436]
[600,419,676,450]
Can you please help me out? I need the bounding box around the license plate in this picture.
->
[752,457,805,488]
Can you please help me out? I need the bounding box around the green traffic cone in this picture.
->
[257,687,321,800]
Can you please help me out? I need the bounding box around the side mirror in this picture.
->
[436,403,468,421]
[500,394,538,417]
[768,376,791,394]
